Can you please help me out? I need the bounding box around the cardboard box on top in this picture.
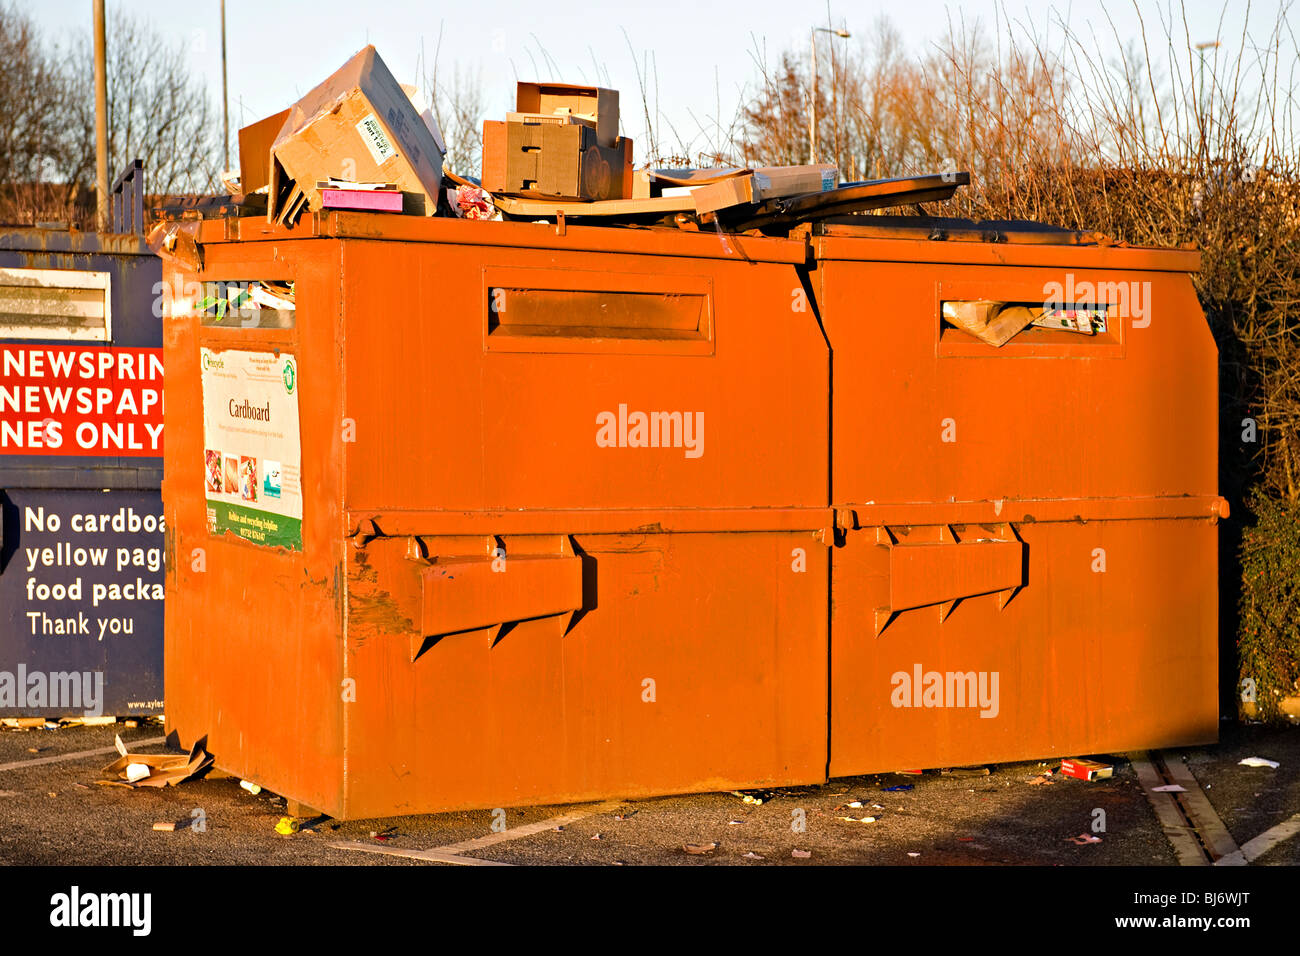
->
[516,82,618,148]
[267,46,445,222]
[504,122,632,201]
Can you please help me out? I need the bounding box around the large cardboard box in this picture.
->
[515,82,618,148]
[268,46,444,220]
[503,122,631,201]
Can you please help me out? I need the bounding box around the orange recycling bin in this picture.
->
[162,213,831,818]
[161,211,1223,818]
[809,220,1223,776]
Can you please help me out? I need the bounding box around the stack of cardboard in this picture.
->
[483,82,632,202]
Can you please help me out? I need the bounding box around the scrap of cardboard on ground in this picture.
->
[98,734,211,789]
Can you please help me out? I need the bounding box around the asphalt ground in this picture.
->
[1,719,1296,867]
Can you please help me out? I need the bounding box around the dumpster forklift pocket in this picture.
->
[402,534,584,657]
[483,267,713,355]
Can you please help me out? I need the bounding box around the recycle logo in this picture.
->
[282,360,296,394]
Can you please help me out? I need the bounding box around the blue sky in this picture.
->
[25,0,1298,166]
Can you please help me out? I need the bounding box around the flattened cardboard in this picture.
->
[693,164,838,214]
[268,46,445,222]
[941,300,1039,347]
[99,734,212,788]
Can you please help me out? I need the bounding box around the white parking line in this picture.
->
[1131,752,1215,866]
[0,737,167,773]
[329,800,622,866]
[1215,813,1300,866]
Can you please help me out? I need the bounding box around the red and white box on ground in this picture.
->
[1059,758,1114,781]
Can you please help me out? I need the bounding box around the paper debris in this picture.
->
[98,735,212,789]
[152,822,176,832]
[1239,757,1280,769]
[1069,834,1102,845]
[1,717,46,729]
[941,300,1037,347]
[239,780,262,795]
[742,851,764,860]
[837,816,877,824]
[1151,784,1187,793]
[683,842,717,855]
[791,848,812,859]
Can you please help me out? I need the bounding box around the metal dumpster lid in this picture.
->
[812,218,1201,273]
[191,211,810,265]
[718,173,969,232]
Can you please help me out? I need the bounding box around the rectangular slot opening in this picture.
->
[198,279,296,329]
[0,268,110,341]
[941,300,1115,347]
[936,280,1127,358]
[484,267,713,355]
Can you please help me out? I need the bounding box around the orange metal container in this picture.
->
[161,212,1222,818]
[163,213,831,818]
[811,223,1222,775]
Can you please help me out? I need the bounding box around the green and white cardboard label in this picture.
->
[200,348,303,550]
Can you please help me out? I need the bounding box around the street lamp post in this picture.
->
[810,26,850,164]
